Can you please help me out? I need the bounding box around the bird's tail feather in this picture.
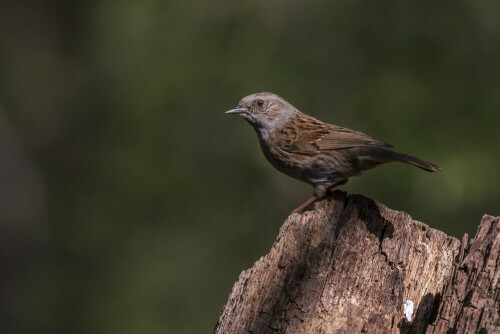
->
[388,151,441,172]
[351,147,441,172]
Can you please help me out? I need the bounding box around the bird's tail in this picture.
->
[350,147,441,172]
[388,151,441,172]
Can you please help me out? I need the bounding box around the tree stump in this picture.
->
[214,191,499,334]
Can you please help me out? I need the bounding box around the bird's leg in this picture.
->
[292,195,318,214]
[292,179,348,214]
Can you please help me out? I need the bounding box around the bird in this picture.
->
[225,92,441,213]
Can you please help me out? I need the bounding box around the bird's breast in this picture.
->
[258,134,348,187]
[259,136,317,182]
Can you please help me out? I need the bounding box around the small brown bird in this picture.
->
[226,92,441,213]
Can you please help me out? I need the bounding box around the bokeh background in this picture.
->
[1,0,499,333]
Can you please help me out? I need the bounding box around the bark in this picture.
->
[426,215,499,334]
[214,191,499,334]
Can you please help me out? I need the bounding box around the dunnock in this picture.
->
[226,92,441,213]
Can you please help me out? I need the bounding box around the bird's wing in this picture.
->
[277,114,392,156]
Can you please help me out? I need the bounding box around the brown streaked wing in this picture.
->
[278,114,392,155]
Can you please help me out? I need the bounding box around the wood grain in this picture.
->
[214,191,500,333]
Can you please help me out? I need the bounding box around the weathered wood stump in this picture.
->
[215,191,499,334]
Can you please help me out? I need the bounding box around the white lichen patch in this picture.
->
[404,300,414,322]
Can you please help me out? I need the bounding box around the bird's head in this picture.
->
[225,92,297,137]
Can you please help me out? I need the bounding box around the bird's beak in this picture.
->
[225,106,248,115]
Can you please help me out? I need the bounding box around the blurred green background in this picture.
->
[1,0,499,333]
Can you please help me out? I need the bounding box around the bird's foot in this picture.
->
[293,179,349,214]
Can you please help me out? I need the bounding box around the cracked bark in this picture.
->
[214,191,500,334]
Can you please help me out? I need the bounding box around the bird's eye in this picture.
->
[256,99,264,108]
